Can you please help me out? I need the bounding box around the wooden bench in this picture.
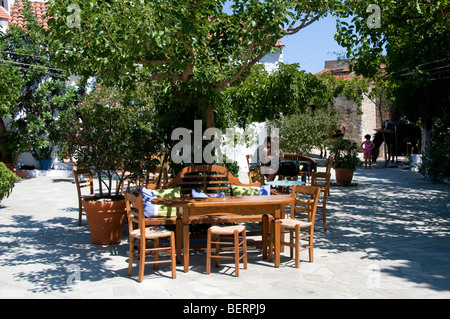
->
[146,165,270,251]
[152,165,264,223]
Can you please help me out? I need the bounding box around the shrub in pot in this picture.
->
[33,145,53,170]
[329,138,362,185]
[54,85,162,244]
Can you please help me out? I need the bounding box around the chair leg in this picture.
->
[242,229,247,270]
[128,238,134,276]
[170,232,176,279]
[176,218,183,264]
[289,229,294,258]
[138,240,145,283]
[206,228,212,275]
[154,238,159,271]
[323,207,327,232]
[294,225,300,268]
[234,230,239,277]
[309,229,314,263]
[78,202,82,226]
[215,235,220,268]
[268,220,274,262]
[262,215,268,259]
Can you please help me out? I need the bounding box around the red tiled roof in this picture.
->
[315,68,356,80]
[274,40,284,48]
[8,1,49,29]
[0,6,9,20]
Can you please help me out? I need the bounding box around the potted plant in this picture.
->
[329,138,362,185]
[0,162,20,204]
[33,145,53,170]
[54,85,162,244]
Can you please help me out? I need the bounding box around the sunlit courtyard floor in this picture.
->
[0,160,449,299]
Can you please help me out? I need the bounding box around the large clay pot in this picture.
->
[334,168,355,185]
[82,197,127,245]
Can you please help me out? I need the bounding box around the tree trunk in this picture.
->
[421,116,432,155]
[376,93,388,166]
[205,106,215,129]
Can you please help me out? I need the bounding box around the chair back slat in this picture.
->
[291,185,321,222]
[325,156,334,175]
[167,165,239,196]
[311,172,331,202]
[73,169,94,194]
[124,192,146,236]
[73,168,95,225]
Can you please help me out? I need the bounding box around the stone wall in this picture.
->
[331,96,363,144]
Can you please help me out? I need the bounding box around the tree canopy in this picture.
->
[335,0,450,153]
[0,2,79,163]
[45,0,346,130]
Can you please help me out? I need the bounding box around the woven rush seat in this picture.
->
[279,219,312,229]
[130,227,172,240]
[206,225,247,276]
[268,185,320,268]
[125,192,176,282]
[209,225,246,236]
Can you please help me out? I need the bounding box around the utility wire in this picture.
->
[0,50,51,60]
[0,60,67,78]
[0,59,66,73]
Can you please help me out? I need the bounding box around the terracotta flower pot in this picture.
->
[82,197,127,245]
[334,168,355,185]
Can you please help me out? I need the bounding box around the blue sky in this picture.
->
[280,15,346,74]
[222,2,347,74]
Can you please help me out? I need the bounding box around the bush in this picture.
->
[0,162,20,202]
[419,134,450,182]
[271,107,341,155]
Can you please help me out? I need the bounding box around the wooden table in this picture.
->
[151,195,294,272]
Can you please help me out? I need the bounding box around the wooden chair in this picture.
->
[248,167,265,185]
[206,225,247,277]
[325,155,333,195]
[246,154,264,185]
[124,192,176,282]
[268,185,320,268]
[325,156,334,175]
[73,168,95,226]
[311,172,331,232]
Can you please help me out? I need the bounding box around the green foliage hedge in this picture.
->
[0,162,19,202]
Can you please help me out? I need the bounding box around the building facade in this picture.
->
[316,60,389,147]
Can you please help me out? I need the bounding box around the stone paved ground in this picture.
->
[0,163,449,299]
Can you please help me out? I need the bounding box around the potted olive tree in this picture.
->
[54,85,162,244]
[329,138,362,185]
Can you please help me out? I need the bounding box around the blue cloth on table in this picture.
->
[191,189,226,198]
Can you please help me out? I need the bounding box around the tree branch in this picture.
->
[285,12,325,35]
[139,59,172,65]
